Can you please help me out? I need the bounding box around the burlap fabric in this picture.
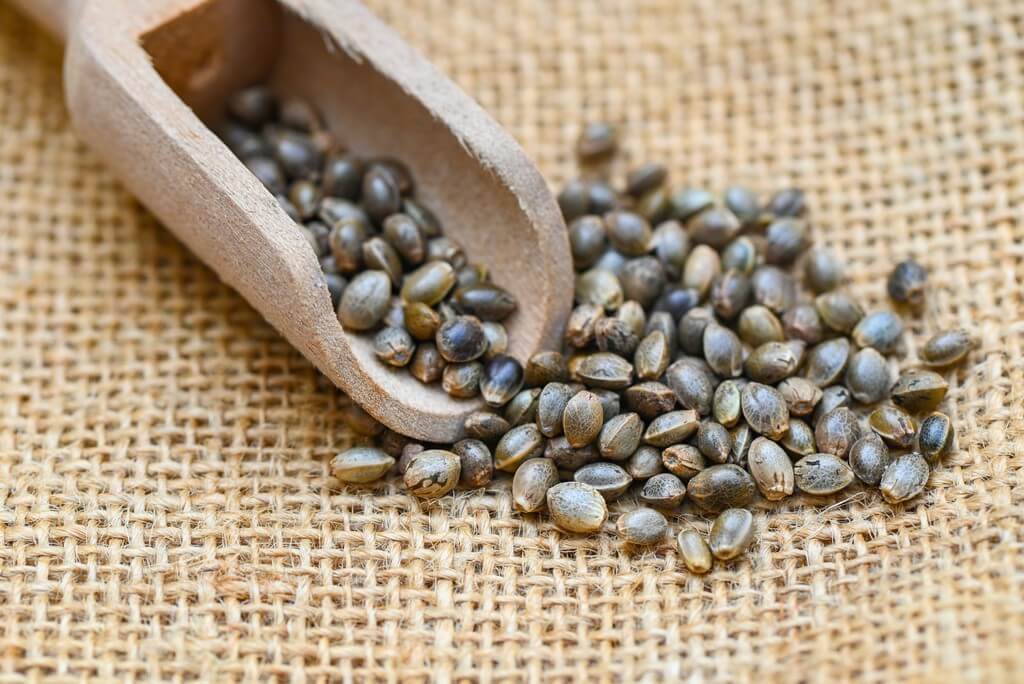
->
[2,1,1022,681]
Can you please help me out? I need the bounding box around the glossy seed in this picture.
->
[442,362,482,398]
[401,261,456,305]
[594,317,639,356]
[565,304,603,348]
[598,413,644,461]
[683,245,721,298]
[402,198,441,238]
[480,355,525,408]
[481,322,508,360]
[543,437,596,474]
[403,450,460,497]
[729,423,755,466]
[605,211,652,257]
[639,473,687,508]
[331,447,395,484]
[777,377,822,417]
[631,331,669,381]
[710,270,751,320]
[575,462,633,501]
[637,187,672,230]
[670,187,715,221]
[575,353,634,390]
[591,389,621,422]
[815,292,864,333]
[618,257,666,309]
[321,152,364,199]
[804,337,851,388]
[709,508,755,561]
[524,351,569,386]
[678,306,715,355]
[436,316,488,363]
[751,265,796,314]
[665,360,714,416]
[765,218,809,265]
[623,381,677,420]
[536,382,576,438]
[563,391,605,448]
[289,179,321,220]
[747,438,794,501]
[845,348,892,404]
[851,310,904,353]
[651,220,691,280]
[744,341,800,384]
[703,324,744,378]
[338,270,391,330]
[227,85,277,126]
[372,326,415,367]
[653,286,700,321]
[687,464,756,513]
[713,379,744,428]
[737,306,785,347]
[815,407,861,457]
[793,454,855,495]
[547,482,608,533]
[643,410,700,447]
[568,216,607,268]
[453,439,493,488]
[921,329,978,367]
[814,386,853,425]
[918,412,954,464]
[512,458,560,512]
[662,444,705,480]
[724,186,761,226]
[780,418,817,457]
[577,122,617,161]
[576,269,624,310]
[558,180,589,221]
[868,405,917,448]
[361,166,401,223]
[505,388,542,426]
[690,207,741,249]
[849,433,891,486]
[890,369,948,413]
[464,411,511,444]
[617,507,668,546]
[495,424,545,472]
[360,237,402,286]
[588,181,620,214]
[880,453,930,504]
[696,421,732,464]
[887,259,927,307]
[399,302,438,342]
[677,530,713,574]
[268,128,322,179]
[451,284,517,322]
[618,300,647,339]
[409,343,445,383]
[769,188,806,216]
[782,304,825,344]
[741,383,790,440]
[626,446,663,479]
[803,247,843,293]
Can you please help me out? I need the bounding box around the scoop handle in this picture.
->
[9,0,82,42]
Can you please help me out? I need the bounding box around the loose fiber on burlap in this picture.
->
[1,0,1022,682]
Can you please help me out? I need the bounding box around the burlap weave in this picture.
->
[2,0,1022,681]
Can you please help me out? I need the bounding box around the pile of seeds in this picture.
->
[223,96,975,572]
[218,86,521,398]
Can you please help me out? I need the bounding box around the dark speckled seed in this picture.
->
[922,329,978,368]
[464,411,511,444]
[677,529,713,574]
[373,326,415,367]
[404,450,460,498]
[697,422,732,464]
[327,218,368,274]
[481,355,525,408]
[325,273,346,310]
[741,383,790,440]
[651,220,690,280]
[748,437,794,501]
[782,304,825,344]
[620,257,666,308]
[545,437,598,474]
[849,433,891,486]
[495,423,545,472]
[918,412,954,464]
[575,353,634,390]
[780,418,817,458]
[880,453,930,504]
[537,383,577,438]
[703,324,744,378]
[639,473,687,508]
[777,377,822,417]
[594,317,639,356]
[598,412,643,461]
[729,423,755,466]
[738,306,785,347]
[627,445,664,479]
[710,270,752,320]
[814,386,852,426]
[397,443,424,474]
[512,458,559,512]
[634,331,671,381]
[454,439,493,488]
[678,307,715,355]
[768,188,806,217]
[815,292,864,333]
[687,464,756,513]
[568,216,607,269]
[803,248,843,293]
[623,382,678,420]
[744,341,800,384]
[751,265,796,314]
[575,462,633,501]
[409,343,445,384]
[320,198,372,232]
[442,362,482,398]
[525,351,569,386]
[815,407,861,458]
[764,218,809,265]
[662,444,705,479]
[426,237,466,267]
[403,302,441,342]
[690,207,741,249]
[868,405,917,449]
[436,316,487,363]
[594,389,622,422]
[331,447,393,484]
[721,235,758,275]
[605,211,652,257]
[852,311,904,353]
[887,259,927,307]
[845,348,892,404]
[713,379,744,428]
[643,410,700,447]
[804,337,851,388]
[563,391,605,448]
[665,360,714,416]
[338,270,391,330]
[653,287,701,322]
[220,120,271,158]
[506,388,541,429]
[547,482,608,533]
[890,370,948,413]
[793,454,854,495]
[565,304,604,349]
[617,507,669,546]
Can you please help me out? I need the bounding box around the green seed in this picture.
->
[623,381,678,420]
[651,220,691,280]
[690,207,741,249]
[918,412,954,464]
[504,387,542,426]
[793,454,855,495]
[868,405,917,449]
[577,122,617,161]
[453,284,517,321]
[563,391,605,448]
[480,355,525,408]
[373,326,415,367]
[661,444,705,480]
[678,306,715,355]
[546,482,608,533]
[683,245,722,298]
[697,421,732,464]
[764,218,809,265]
[804,337,851,388]
[709,508,755,561]
[639,473,687,508]
[741,383,790,440]
[605,211,653,257]
[780,418,817,458]
[671,188,715,221]
[710,270,752,320]
[617,507,668,546]
[537,383,577,438]
[403,449,460,497]
[495,423,545,472]
[713,379,745,428]
[666,360,714,416]
[890,369,948,413]
[332,447,395,484]
[576,268,624,310]
[744,341,801,384]
[441,362,482,398]
[524,351,569,386]
[338,270,391,330]
[409,343,445,383]
[815,407,862,458]
[574,353,634,390]
[400,261,456,305]
[643,410,700,447]
[803,247,843,293]
[464,411,511,444]
[568,216,607,268]
[545,436,599,473]
[748,438,794,500]
[436,315,488,363]
[738,305,786,347]
[627,445,664,479]
[844,348,892,404]
[849,433,891,486]
[921,329,978,367]
[703,324,744,378]
[768,188,806,217]
[687,464,756,513]
[887,259,927,307]
[815,292,864,333]
[594,317,640,356]
[677,529,713,574]
[512,458,560,512]
[782,304,825,344]
[574,462,633,501]
[454,439,493,488]
[776,377,822,417]
[751,265,796,314]
[880,453,930,504]
[403,301,442,341]
[598,413,644,461]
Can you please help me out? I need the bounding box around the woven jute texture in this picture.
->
[2,1,1023,682]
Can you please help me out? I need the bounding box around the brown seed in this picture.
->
[268,127,322,179]
[617,507,669,546]
[397,443,425,474]
[403,302,442,341]
[849,433,891,486]
[228,85,277,126]
[453,439,493,488]
[845,348,892,405]
[662,444,706,479]
[361,166,402,223]
[639,473,687,508]
[851,310,904,353]
[588,181,620,214]
[643,410,700,447]
[748,438,794,501]
[703,324,744,378]
[665,360,714,416]
[710,270,752,320]
[495,424,545,472]
[709,508,755,561]
[627,445,664,480]
[576,268,624,311]
[332,447,395,484]
[887,260,927,307]
[464,411,510,444]
[879,453,930,504]
[687,464,756,513]
[361,237,403,286]
[426,237,466,267]
[741,383,790,440]
[777,377,823,417]
[677,529,713,574]
[574,353,634,390]
[453,284,518,322]
[594,317,639,356]
[577,122,617,161]
[751,265,796,314]
[697,421,732,464]
[442,362,482,398]
[504,387,542,426]
[815,292,864,333]
[890,369,948,413]
[322,153,364,199]
[744,341,800,384]
[340,403,384,436]
[481,322,509,360]
[729,423,756,466]
[401,261,456,305]
[565,304,604,349]
[568,215,607,268]
[635,331,671,380]
[918,412,954,464]
[804,337,851,388]
[868,405,917,449]
[619,257,666,308]
[574,462,633,501]
[738,305,786,347]
[638,188,672,226]
[536,382,577,438]
[623,381,678,420]
[563,391,605,448]
[793,454,855,495]
[512,458,560,512]
[815,407,861,458]
[625,162,668,196]
[289,179,322,220]
[618,301,648,339]
[480,355,525,408]
[803,247,843,293]
[373,326,415,367]
[409,343,445,383]
[524,351,569,386]
[780,418,817,457]
[546,482,608,533]
[690,207,741,249]
[683,245,721,298]
[814,386,853,425]
[678,306,715,355]
[782,304,825,344]
[545,436,599,473]
[403,449,461,498]
[921,329,978,368]
[712,379,745,428]
[605,211,653,257]
[598,413,644,461]
[436,315,488,363]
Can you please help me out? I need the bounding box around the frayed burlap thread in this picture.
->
[1,1,1023,682]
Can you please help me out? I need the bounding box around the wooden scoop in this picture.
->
[12,0,572,442]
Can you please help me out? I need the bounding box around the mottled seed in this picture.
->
[690,207,741,249]
[605,211,652,257]
[577,122,617,161]
[887,259,927,307]
[338,270,391,330]
[361,237,403,285]
[598,413,644,462]
[627,445,664,479]
[687,464,756,513]
[712,379,744,428]
[678,306,715,355]
[576,268,624,310]
[594,317,639,356]
[547,482,608,533]
[632,331,669,381]
[379,214,425,266]
[504,388,542,427]
[618,301,647,340]
[921,329,978,367]
[512,458,560,512]
[653,286,701,321]
[737,306,785,347]
[563,391,605,448]
[524,351,569,386]
[768,188,805,217]
[683,245,722,298]
[536,382,577,438]
[815,407,862,457]
[651,220,690,280]
[677,529,713,574]
[880,453,930,504]
[692,421,729,464]
[373,326,415,367]
[639,473,687,508]
[804,337,851,388]
[845,348,892,404]
[453,439,493,488]
[618,507,668,545]
[665,360,714,416]
[403,450,460,497]
[729,423,756,466]
[565,304,603,348]
[495,423,545,472]
[803,247,843,293]
[592,389,622,422]
[442,362,482,398]
[780,418,817,458]
[619,257,666,308]
[464,411,511,444]
[401,261,456,305]
[575,353,634,390]
[638,187,673,224]
[741,383,790,440]
[763,218,808,265]
[751,266,796,314]
[709,508,755,561]
[747,438,794,501]
[868,405,917,448]
[332,447,395,484]
[643,410,700,447]
[703,324,743,378]
[481,355,525,408]
[793,454,855,495]
[777,377,823,417]
[744,341,800,384]
[815,292,864,333]
[918,412,954,464]
[662,443,705,480]
[453,284,517,321]
[782,304,825,344]
[575,462,633,501]
[326,218,366,273]
[409,343,445,383]
[710,270,751,320]
[890,369,948,413]
[849,433,891,486]
[851,311,904,353]
[814,385,853,425]
[436,316,488,363]
[568,216,607,269]
[481,322,508,360]
[623,381,677,420]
